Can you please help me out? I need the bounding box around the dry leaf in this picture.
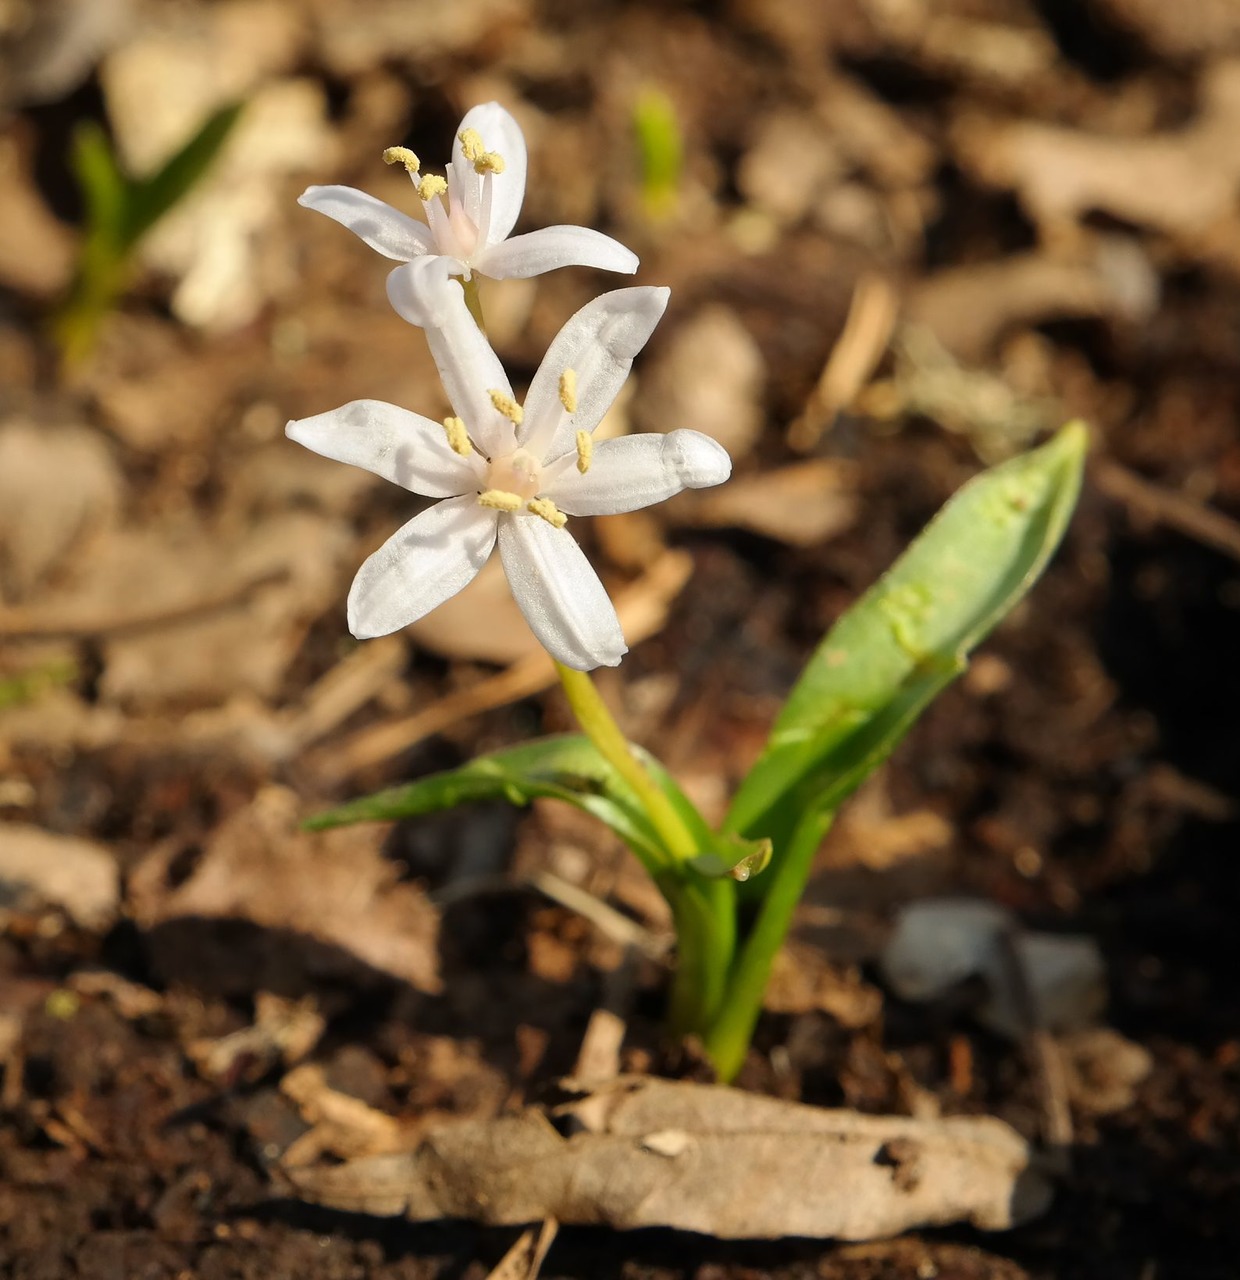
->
[953,60,1240,260]
[0,421,124,600]
[679,460,858,547]
[129,787,440,995]
[0,824,120,930]
[287,1078,1050,1239]
[637,306,767,461]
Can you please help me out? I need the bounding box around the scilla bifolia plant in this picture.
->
[290,103,1087,1082]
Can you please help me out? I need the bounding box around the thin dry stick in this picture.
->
[1094,459,1240,563]
[306,551,692,786]
[0,566,289,641]
[484,1218,559,1280]
[992,925,1074,1169]
[787,273,900,452]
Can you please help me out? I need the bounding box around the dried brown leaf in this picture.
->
[287,1078,1050,1239]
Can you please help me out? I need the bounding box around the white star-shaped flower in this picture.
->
[299,102,638,289]
[286,261,731,670]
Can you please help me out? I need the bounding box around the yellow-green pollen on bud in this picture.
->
[383,146,420,174]
[575,429,592,474]
[443,416,472,456]
[527,497,567,528]
[478,489,523,512]
[459,127,506,175]
[488,389,524,425]
[558,368,578,414]
[417,174,448,202]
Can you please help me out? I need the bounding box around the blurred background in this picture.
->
[2,0,1239,1276]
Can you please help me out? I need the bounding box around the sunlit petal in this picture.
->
[520,287,670,457]
[387,260,514,458]
[298,185,433,260]
[498,516,626,670]
[451,102,528,245]
[546,430,732,515]
[348,497,497,638]
[286,400,480,497]
[478,226,639,280]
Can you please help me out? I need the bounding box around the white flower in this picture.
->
[299,102,638,289]
[286,262,731,670]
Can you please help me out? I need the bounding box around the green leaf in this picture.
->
[122,100,244,249]
[725,422,1088,844]
[632,86,682,218]
[70,123,128,252]
[306,734,680,876]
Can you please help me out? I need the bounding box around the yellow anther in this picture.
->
[575,429,592,475]
[527,497,568,528]
[416,174,448,202]
[478,489,523,512]
[443,416,472,456]
[558,368,578,414]
[382,146,420,173]
[488,389,524,425]
[458,127,505,174]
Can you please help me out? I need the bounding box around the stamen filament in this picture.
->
[575,429,592,475]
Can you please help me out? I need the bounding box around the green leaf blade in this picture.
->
[726,422,1087,840]
[122,100,244,249]
[305,734,675,876]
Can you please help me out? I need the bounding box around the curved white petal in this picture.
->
[520,287,670,458]
[298,185,433,261]
[477,226,639,280]
[451,102,528,245]
[348,496,497,638]
[546,430,732,515]
[286,400,479,497]
[387,260,514,459]
[498,516,626,670]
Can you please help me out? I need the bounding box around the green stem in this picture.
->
[554,661,700,866]
[702,807,833,1082]
[664,874,736,1038]
[461,275,486,332]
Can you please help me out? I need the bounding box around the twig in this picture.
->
[992,925,1074,1169]
[305,551,692,786]
[0,566,289,641]
[1095,458,1240,564]
[484,1218,558,1280]
[787,273,899,451]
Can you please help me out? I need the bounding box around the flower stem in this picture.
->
[701,807,833,1082]
[461,275,486,332]
[553,661,699,865]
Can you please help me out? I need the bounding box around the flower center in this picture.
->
[486,448,542,500]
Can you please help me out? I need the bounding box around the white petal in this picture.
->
[286,400,479,497]
[386,260,514,459]
[520,287,670,458]
[299,185,433,261]
[477,226,638,280]
[451,102,528,246]
[348,496,497,638]
[546,430,732,515]
[498,516,626,670]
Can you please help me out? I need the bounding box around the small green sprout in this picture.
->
[53,101,244,365]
